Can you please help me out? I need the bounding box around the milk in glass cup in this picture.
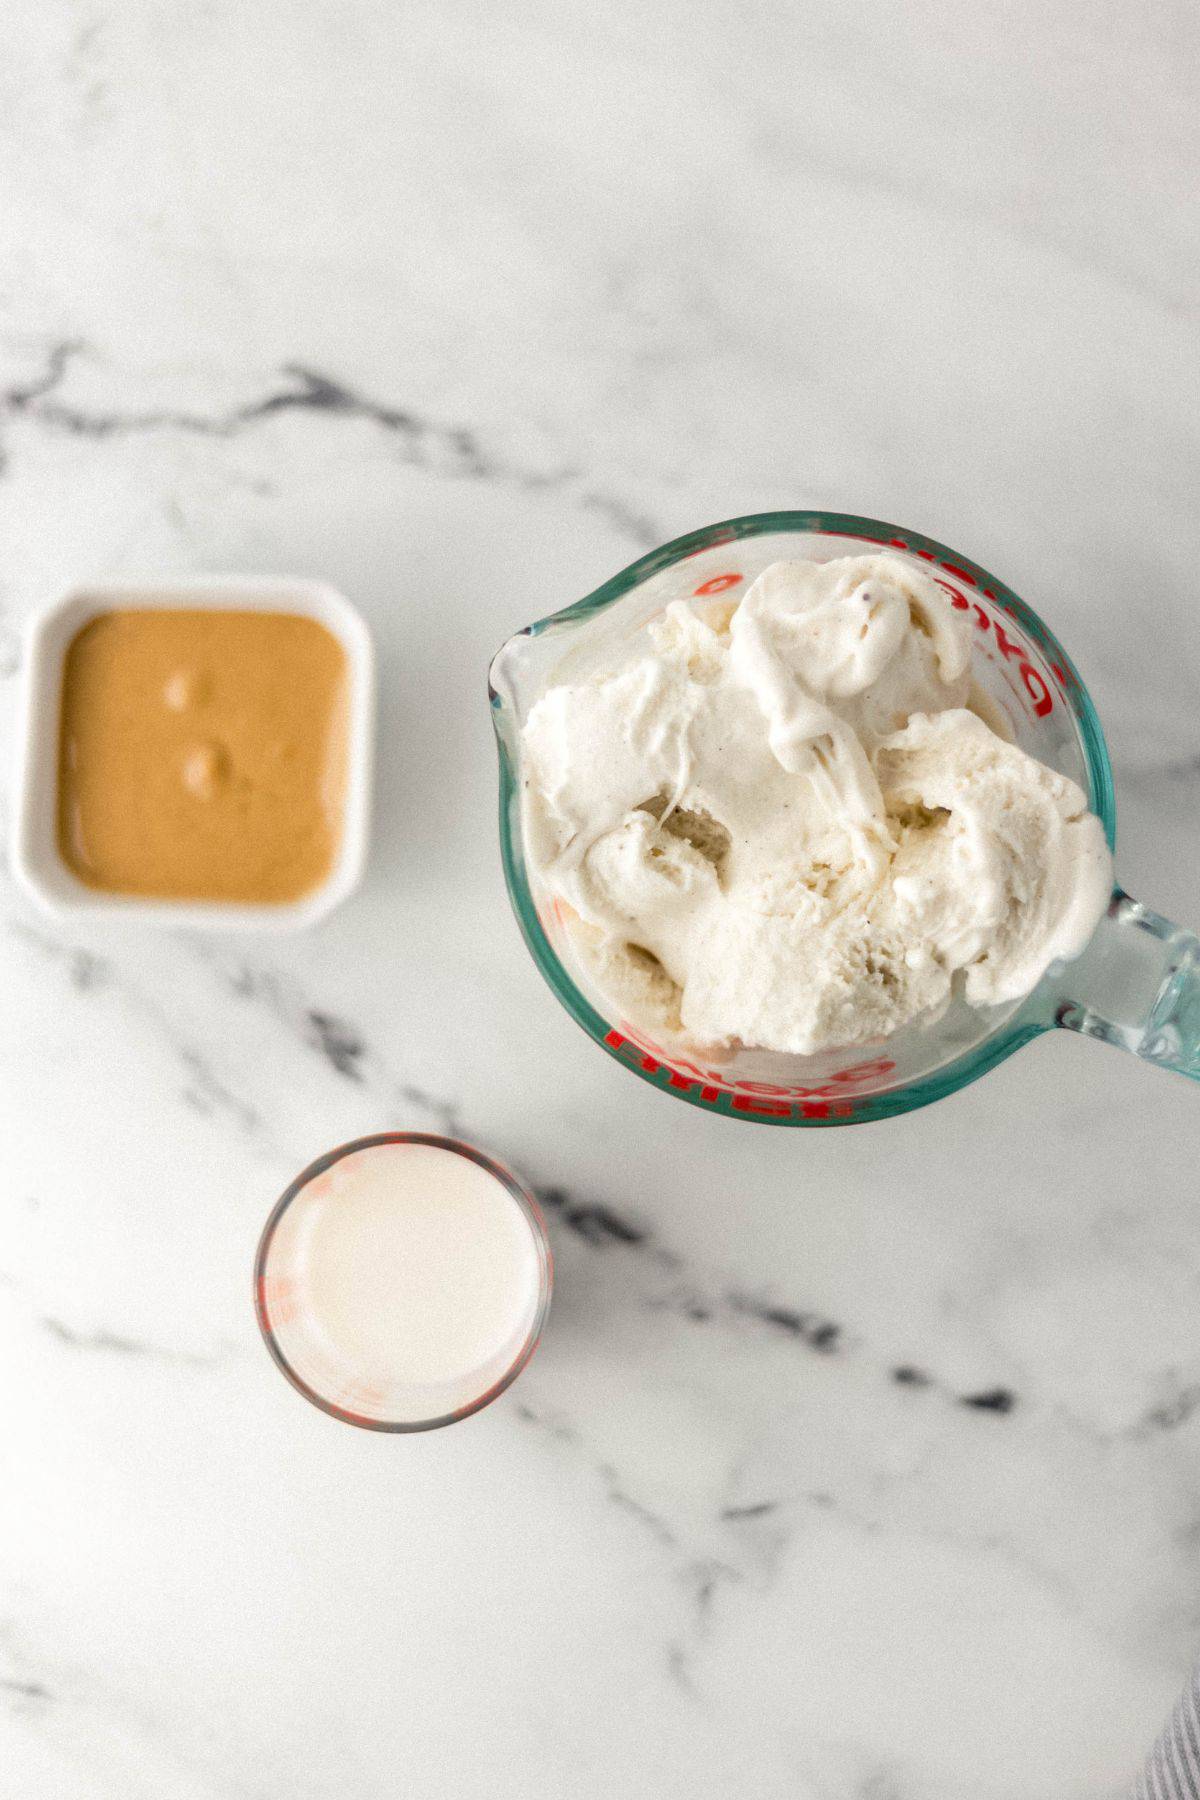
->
[255,1135,552,1428]
[490,512,1200,1126]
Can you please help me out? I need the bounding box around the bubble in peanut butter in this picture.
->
[182,740,230,801]
[164,667,212,711]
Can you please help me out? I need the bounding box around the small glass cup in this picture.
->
[490,510,1200,1126]
[255,1133,552,1430]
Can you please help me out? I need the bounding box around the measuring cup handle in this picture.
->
[1047,888,1200,1080]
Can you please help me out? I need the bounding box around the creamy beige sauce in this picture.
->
[57,609,348,903]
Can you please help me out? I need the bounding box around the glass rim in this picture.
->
[254,1131,553,1431]
[490,510,1117,1127]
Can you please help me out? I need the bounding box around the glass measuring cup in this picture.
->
[490,511,1200,1126]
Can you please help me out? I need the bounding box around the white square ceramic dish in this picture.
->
[10,576,375,930]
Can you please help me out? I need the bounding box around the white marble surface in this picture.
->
[2,2,1199,1795]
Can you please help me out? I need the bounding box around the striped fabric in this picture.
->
[1137,1668,1200,1798]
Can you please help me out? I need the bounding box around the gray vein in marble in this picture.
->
[41,1317,159,1356]
[397,1083,463,1139]
[753,125,1199,322]
[729,1292,843,1353]
[304,1008,367,1083]
[1,1676,52,1704]
[0,1619,240,1800]
[9,919,269,1148]
[960,1387,1018,1414]
[0,341,662,546]
[579,491,661,548]
[0,1626,60,1722]
[667,1558,744,1696]
[1,339,83,412]
[40,1314,235,1367]
[855,1765,906,1800]
[518,1398,749,1698]
[1116,751,1200,788]
[601,1473,679,1551]
[179,1044,261,1134]
[536,1177,1024,1419]
[721,1481,1090,1639]
[535,1184,650,1248]
[511,1236,1066,1706]
[206,949,466,1136]
[890,1364,933,1389]
[0,1258,241,1367]
[1128,1383,1200,1439]
[513,1400,575,1445]
[719,1500,779,1521]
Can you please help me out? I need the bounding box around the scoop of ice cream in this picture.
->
[728,555,971,751]
[875,708,1113,1006]
[520,554,1112,1054]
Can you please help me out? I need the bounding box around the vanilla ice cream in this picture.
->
[521,555,1112,1055]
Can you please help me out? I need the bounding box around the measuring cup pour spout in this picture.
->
[491,511,1200,1124]
[1037,890,1200,1080]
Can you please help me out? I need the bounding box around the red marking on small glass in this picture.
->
[694,573,742,596]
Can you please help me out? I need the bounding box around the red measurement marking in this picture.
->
[991,619,1026,663]
[830,1058,896,1085]
[733,1093,791,1117]
[693,573,742,596]
[937,580,971,612]
[940,560,977,588]
[336,1382,384,1411]
[604,1027,895,1104]
[1020,663,1053,717]
[934,581,1054,717]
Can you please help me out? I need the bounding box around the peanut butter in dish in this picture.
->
[57,609,349,903]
